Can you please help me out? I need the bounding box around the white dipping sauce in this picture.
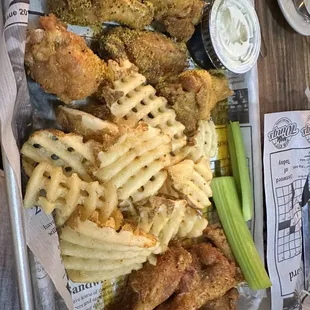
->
[209,0,261,74]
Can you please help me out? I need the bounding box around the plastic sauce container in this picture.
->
[188,0,261,74]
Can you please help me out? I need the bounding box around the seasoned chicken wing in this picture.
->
[116,246,192,310]
[204,226,244,284]
[25,14,107,103]
[204,225,235,262]
[157,243,237,310]
[49,0,154,30]
[49,0,201,40]
[157,70,233,136]
[148,0,204,41]
[99,27,188,85]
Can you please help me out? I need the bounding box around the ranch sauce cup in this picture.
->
[188,0,261,74]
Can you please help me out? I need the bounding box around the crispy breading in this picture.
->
[157,70,233,136]
[49,0,154,29]
[115,246,192,310]
[147,0,204,41]
[158,243,237,310]
[175,264,201,294]
[49,0,201,40]
[79,101,112,121]
[157,81,199,136]
[99,27,188,85]
[200,288,239,310]
[25,14,107,103]
[204,225,235,263]
[180,70,233,120]
[204,226,245,285]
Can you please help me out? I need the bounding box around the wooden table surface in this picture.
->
[256,0,310,121]
[255,4,309,308]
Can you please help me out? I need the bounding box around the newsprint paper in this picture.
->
[264,111,310,310]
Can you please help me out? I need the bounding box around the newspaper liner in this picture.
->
[1,0,268,309]
[264,111,310,310]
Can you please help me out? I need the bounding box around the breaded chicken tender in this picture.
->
[115,246,192,310]
[49,0,154,30]
[99,27,188,85]
[158,243,237,310]
[25,14,107,103]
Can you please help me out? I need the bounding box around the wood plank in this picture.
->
[256,0,310,118]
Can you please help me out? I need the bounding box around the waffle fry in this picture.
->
[94,123,171,201]
[22,157,37,177]
[60,240,153,260]
[187,120,218,162]
[21,129,99,181]
[59,215,157,281]
[60,226,156,252]
[91,182,118,223]
[137,196,186,253]
[57,106,119,147]
[103,70,186,152]
[178,208,208,238]
[158,182,207,240]
[66,217,157,249]
[131,171,168,203]
[63,255,148,271]
[23,162,117,227]
[67,263,143,283]
[103,71,146,107]
[167,157,213,210]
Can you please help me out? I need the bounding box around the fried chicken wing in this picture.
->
[79,101,113,121]
[99,27,188,85]
[25,14,107,103]
[204,225,235,262]
[157,70,233,136]
[148,0,204,41]
[49,0,154,29]
[49,0,201,40]
[200,288,239,310]
[204,226,244,284]
[157,81,199,136]
[157,243,237,310]
[116,246,192,310]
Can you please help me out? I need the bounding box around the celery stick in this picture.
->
[228,121,253,221]
[211,177,271,290]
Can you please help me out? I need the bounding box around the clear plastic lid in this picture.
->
[204,0,261,74]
